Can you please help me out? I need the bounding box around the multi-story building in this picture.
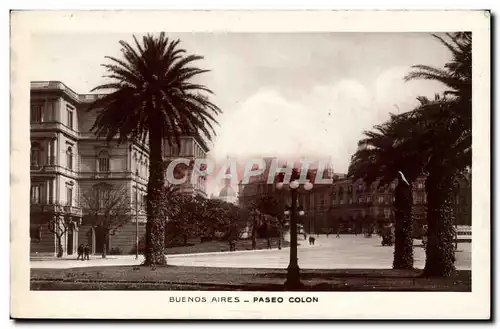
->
[29,81,209,257]
[327,174,470,235]
[238,162,471,236]
[163,135,209,197]
[237,159,336,234]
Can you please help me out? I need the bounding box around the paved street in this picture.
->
[31,234,471,270]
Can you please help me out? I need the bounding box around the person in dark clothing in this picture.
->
[84,244,90,260]
[336,230,340,238]
[77,244,84,260]
[311,236,316,245]
[308,236,313,245]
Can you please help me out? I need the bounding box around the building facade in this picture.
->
[163,135,209,198]
[238,164,471,236]
[30,81,209,256]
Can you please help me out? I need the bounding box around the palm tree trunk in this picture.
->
[423,169,456,277]
[143,130,167,266]
[393,178,414,269]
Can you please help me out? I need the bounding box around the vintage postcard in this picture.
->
[10,10,490,319]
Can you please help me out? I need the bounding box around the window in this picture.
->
[98,150,110,172]
[30,225,42,242]
[66,147,73,170]
[30,103,43,123]
[48,181,53,204]
[66,105,74,129]
[66,186,73,206]
[95,184,111,209]
[142,194,147,211]
[30,142,42,166]
[31,184,41,204]
[170,143,180,156]
[378,196,384,204]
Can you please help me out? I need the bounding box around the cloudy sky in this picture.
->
[31,32,451,194]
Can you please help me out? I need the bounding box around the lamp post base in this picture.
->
[284,265,303,290]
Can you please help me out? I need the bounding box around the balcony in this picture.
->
[31,121,79,140]
[30,203,82,216]
[79,171,134,180]
[63,205,83,216]
[31,164,77,178]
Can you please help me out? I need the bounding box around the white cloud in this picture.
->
[210,66,448,174]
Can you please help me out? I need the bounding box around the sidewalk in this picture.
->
[30,245,297,269]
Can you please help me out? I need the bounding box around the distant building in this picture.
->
[163,137,209,198]
[216,177,238,204]
[237,157,471,235]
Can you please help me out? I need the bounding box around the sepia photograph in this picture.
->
[10,10,490,319]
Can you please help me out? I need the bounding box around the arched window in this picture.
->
[98,150,110,172]
[30,142,42,166]
[66,146,73,170]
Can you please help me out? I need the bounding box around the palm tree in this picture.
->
[404,33,472,276]
[348,113,426,269]
[88,33,222,266]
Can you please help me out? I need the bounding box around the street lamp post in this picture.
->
[135,188,139,260]
[276,177,313,289]
[251,208,259,250]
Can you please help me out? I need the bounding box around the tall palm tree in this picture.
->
[404,32,472,276]
[88,33,222,266]
[349,113,426,269]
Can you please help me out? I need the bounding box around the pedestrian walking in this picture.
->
[311,236,316,245]
[336,230,340,238]
[77,244,84,260]
[84,244,90,260]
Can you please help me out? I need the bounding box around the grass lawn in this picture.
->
[164,238,290,255]
[31,265,471,291]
